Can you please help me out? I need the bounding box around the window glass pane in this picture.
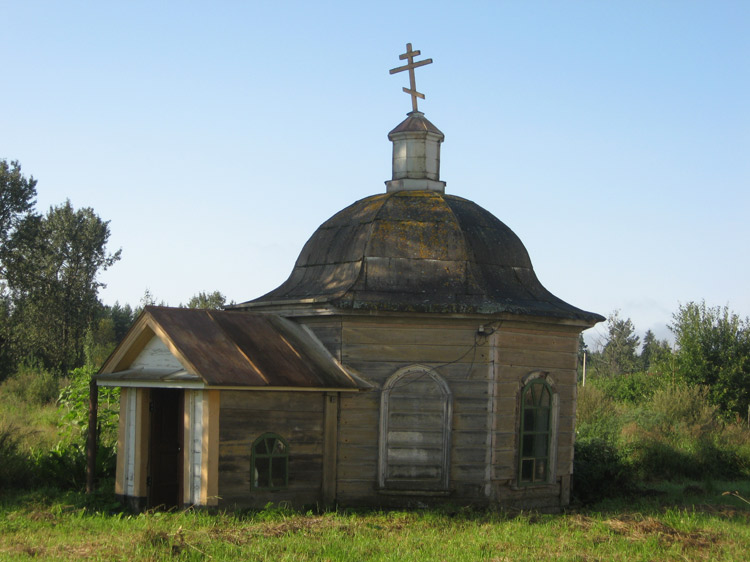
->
[535,459,547,482]
[521,459,533,482]
[271,458,287,488]
[534,433,548,457]
[524,410,536,431]
[254,457,270,488]
[522,434,535,456]
[536,409,549,432]
[519,380,553,485]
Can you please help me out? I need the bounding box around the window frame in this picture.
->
[378,364,452,492]
[517,374,558,486]
[251,433,289,491]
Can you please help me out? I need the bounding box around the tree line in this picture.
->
[3,158,748,423]
[0,159,228,380]
[583,304,750,420]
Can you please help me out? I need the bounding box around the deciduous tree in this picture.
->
[183,290,229,310]
[0,159,36,247]
[670,301,750,418]
[0,160,37,377]
[1,200,121,371]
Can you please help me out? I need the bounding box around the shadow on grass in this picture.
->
[2,479,750,523]
[0,481,123,516]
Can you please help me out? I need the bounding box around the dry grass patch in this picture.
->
[2,487,750,561]
[605,514,719,549]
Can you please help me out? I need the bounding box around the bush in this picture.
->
[587,371,670,405]
[1,363,59,405]
[648,383,718,432]
[58,366,120,448]
[623,384,726,480]
[0,424,33,489]
[576,385,622,443]
[582,380,750,483]
[0,366,120,491]
[573,437,634,504]
[31,439,117,490]
[53,366,120,486]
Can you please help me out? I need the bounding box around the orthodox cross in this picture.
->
[389,43,433,112]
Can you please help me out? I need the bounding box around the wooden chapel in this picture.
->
[98,43,603,512]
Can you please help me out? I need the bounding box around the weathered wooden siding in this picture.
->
[298,318,343,361]
[336,317,492,506]
[335,315,581,510]
[490,321,580,510]
[130,336,184,370]
[218,390,326,509]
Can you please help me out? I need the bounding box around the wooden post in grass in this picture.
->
[582,352,587,387]
[86,377,98,494]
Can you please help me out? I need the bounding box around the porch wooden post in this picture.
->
[322,392,339,505]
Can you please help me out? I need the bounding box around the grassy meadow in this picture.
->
[2,363,750,561]
[1,484,750,561]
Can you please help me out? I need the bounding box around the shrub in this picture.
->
[576,385,622,443]
[617,384,750,481]
[1,363,59,405]
[30,439,116,490]
[576,375,750,498]
[588,371,670,405]
[648,384,718,433]
[58,366,120,448]
[573,437,634,504]
[53,366,120,486]
[0,424,33,489]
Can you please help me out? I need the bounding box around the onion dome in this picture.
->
[239,189,599,321]
[235,110,601,323]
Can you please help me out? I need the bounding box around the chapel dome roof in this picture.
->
[238,189,602,322]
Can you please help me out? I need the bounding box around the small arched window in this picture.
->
[251,433,289,490]
[519,379,552,485]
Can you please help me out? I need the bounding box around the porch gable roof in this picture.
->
[97,306,367,389]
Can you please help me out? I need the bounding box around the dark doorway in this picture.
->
[148,388,183,509]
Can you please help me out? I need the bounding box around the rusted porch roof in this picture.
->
[98,306,368,389]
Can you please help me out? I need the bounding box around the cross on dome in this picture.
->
[389,43,433,112]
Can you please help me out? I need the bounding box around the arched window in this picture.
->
[251,433,289,490]
[379,365,452,491]
[519,379,553,485]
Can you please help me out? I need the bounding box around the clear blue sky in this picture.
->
[2,1,748,347]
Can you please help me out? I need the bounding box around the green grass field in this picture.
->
[1,483,749,561]
[3,369,750,561]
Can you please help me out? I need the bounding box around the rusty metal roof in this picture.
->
[98,307,368,389]
[236,190,603,324]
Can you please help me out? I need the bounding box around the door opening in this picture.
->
[148,388,183,509]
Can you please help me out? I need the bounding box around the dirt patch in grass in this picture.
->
[209,515,353,545]
[692,503,750,520]
[3,542,104,560]
[606,514,720,550]
[566,512,722,553]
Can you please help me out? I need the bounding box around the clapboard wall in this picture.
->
[490,320,580,510]
[310,315,494,506]
[217,390,327,509]
[301,313,580,510]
